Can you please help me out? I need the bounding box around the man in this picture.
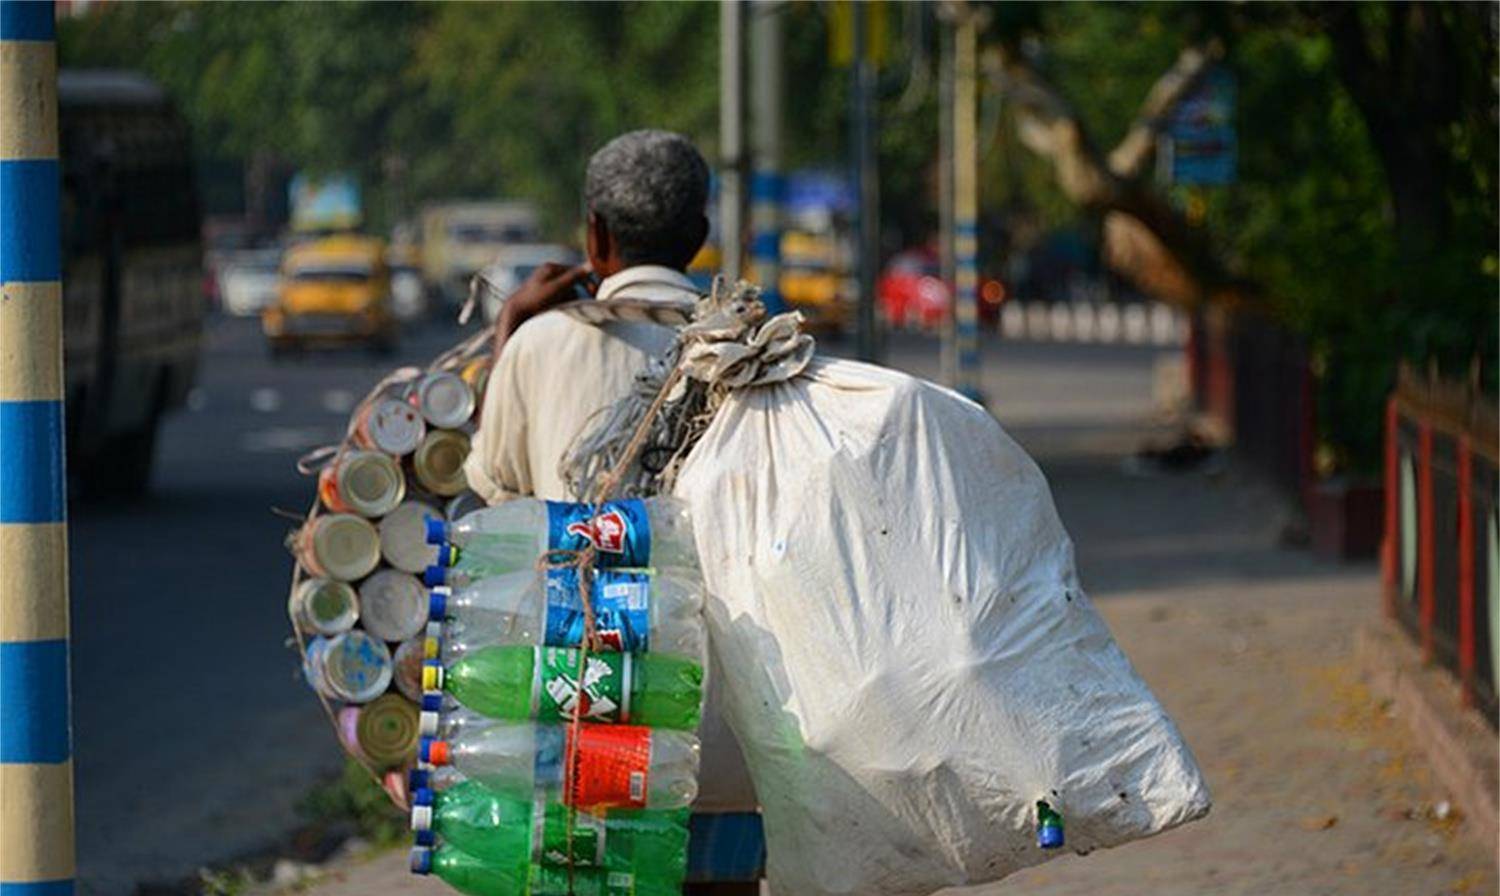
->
[463,131,761,875]
[466,129,709,502]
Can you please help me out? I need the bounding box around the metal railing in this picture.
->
[1383,364,1499,726]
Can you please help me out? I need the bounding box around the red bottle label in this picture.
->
[564,724,652,809]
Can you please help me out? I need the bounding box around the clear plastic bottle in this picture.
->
[416,719,699,810]
[423,497,699,581]
[428,567,705,661]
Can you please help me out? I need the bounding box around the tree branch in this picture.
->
[1107,40,1222,181]
[994,45,1250,306]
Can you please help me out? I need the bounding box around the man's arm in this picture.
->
[492,262,593,357]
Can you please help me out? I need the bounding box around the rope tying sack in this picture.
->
[558,276,814,500]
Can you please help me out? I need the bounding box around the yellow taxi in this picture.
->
[263,235,397,354]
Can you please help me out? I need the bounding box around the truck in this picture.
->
[419,200,539,308]
[58,70,204,497]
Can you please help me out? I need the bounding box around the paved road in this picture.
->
[69,312,484,894]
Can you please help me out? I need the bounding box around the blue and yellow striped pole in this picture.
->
[1,2,76,894]
[749,0,784,316]
[952,9,983,403]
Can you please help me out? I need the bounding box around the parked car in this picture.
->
[878,247,1005,330]
[262,235,396,355]
[475,243,583,323]
[217,248,282,316]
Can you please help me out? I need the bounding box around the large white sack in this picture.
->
[673,356,1210,895]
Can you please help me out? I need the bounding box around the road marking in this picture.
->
[321,389,355,415]
[240,426,339,454]
[250,388,281,413]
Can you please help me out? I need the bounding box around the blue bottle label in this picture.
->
[545,499,652,568]
[544,568,651,652]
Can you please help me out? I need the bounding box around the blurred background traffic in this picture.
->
[31,1,1499,893]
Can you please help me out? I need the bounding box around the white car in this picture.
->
[474,243,582,322]
[218,248,282,316]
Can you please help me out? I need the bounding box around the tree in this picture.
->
[979,1,1497,472]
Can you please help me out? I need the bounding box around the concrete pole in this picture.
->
[938,10,957,387]
[0,2,78,893]
[852,0,881,362]
[952,8,983,401]
[749,0,784,314]
[719,0,746,282]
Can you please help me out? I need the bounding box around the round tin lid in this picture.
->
[310,514,381,582]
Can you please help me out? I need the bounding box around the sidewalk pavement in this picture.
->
[281,338,1497,896]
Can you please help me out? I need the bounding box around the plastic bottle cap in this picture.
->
[436,543,454,567]
[412,786,435,808]
[419,710,440,737]
[410,804,433,832]
[421,692,443,713]
[423,565,446,587]
[421,661,443,692]
[424,515,448,546]
[414,828,435,848]
[426,740,450,766]
[409,847,433,875]
[428,591,447,622]
[408,768,430,792]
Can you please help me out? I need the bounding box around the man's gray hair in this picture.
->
[585,129,709,266]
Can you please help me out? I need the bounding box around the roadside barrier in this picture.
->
[1383,364,1499,725]
[998,300,1187,347]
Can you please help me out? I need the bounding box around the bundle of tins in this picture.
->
[288,358,490,785]
[411,497,708,895]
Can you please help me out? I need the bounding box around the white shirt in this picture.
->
[463,264,699,503]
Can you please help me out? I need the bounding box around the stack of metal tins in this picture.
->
[288,365,490,782]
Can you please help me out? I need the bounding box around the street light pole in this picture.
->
[719,0,746,282]
[852,0,881,362]
[0,2,78,894]
[938,9,957,387]
[749,0,784,315]
[944,3,983,402]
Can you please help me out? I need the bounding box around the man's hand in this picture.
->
[493,262,593,356]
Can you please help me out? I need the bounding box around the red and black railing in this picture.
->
[1383,365,1498,726]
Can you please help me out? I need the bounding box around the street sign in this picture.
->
[289,172,362,232]
[1165,67,1236,186]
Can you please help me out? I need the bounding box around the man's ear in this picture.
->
[586,211,612,272]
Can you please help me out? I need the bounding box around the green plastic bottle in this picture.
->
[412,780,689,877]
[411,843,683,896]
[424,645,702,730]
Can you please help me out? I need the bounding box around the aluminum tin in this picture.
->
[391,637,427,702]
[297,513,381,581]
[319,450,406,518]
[413,371,475,430]
[444,490,487,524]
[321,630,393,703]
[288,578,360,636]
[355,396,426,457]
[358,569,429,642]
[378,499,441,573]
[412,429,471,497]
[459,358,491,404]
[356,693,420,769]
